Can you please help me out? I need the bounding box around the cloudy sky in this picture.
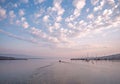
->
[0,0,120,57]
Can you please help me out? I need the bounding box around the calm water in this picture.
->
[0,59,120,84]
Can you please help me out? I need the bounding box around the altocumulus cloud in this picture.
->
[0,0,120,48]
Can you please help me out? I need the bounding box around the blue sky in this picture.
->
[0,0,120,57]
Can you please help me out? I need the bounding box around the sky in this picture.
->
[0,0,120,58]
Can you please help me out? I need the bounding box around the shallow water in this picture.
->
[0,59,120,84]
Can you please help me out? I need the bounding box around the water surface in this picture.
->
[0,59,120,84]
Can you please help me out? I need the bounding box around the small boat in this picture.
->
[59,60,61,62]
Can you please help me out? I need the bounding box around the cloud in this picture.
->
[32,8,45,25]
[111,14,120,28]
[103,9,112,16]
[107,0,115,5]
[0,29,36,43]
[34,10,43,19]
[0,0,120,49]
[94,0,105,12]
[19,9,25,16]
[56,16,62,22]
[73,0,86,17]
[9,10,16,24]
[47,22,61,32]
[91,0,99,5]
[95,15,102,24]
[86,8,89,12]
[43,15,49,22]
[30,27,60,44]
[14,3,18,8]
[21,17,26,22]
[53,22,60,29]
[73,0,86,10]
[41,0,65,33]
[22,21,29,28]
[14,16,30,29]
[34,0,45,4]
[52,0,65,15]
[0,6,6,21]
[20,0,29,3]
[87,13,94,19]
[30,27,46,38]
[65,0,86,22]
[67,22,74,28]
[9,10,16,18]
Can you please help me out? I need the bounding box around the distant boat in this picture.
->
[59,60,61,62]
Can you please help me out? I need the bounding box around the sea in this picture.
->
[0,58,120,84]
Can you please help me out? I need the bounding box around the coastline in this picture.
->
[0,56,27,60]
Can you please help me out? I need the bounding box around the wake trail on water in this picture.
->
[28,60,76,81]
[28,62,56,79]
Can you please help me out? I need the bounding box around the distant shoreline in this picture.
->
[71,54,120,61]
[0,56,27,60]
